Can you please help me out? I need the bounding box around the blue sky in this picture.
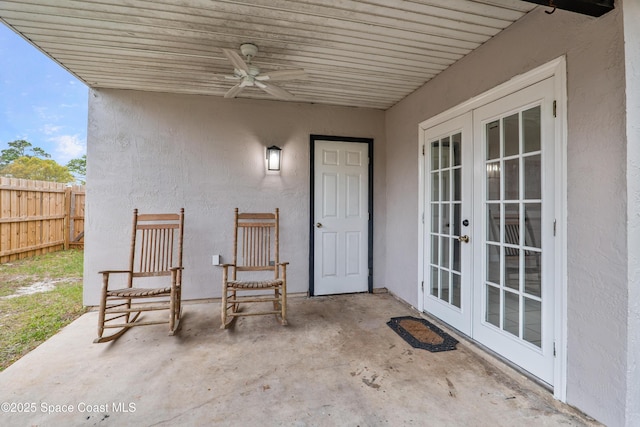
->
[0,23,88,165]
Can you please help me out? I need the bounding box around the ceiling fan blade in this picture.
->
[256,81,295,100]
[239,78,253,88]
[256,69,307,81]
[222,48,249,73]
[212,74,241,81]
[224,83,245,98]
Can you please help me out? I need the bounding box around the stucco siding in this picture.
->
[84,91,386,306]
[623,0,640,424]
[385,6,627,427]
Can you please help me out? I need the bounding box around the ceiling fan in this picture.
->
[221,43,306,100]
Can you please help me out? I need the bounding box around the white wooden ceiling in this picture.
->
[0,0,537,110]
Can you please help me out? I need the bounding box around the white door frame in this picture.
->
[417,57,568,401]
[309,134,373,296]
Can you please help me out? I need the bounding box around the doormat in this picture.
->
[387,316,458,352]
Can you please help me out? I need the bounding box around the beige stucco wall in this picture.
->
[385,6,630,427]
[84,91,386,305]
[623,0,640,424]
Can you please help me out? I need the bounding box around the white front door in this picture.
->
[313,139,370,296]
[422,77,557,386]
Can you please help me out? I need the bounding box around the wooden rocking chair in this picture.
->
[221,208,288,328]
[94,208,185,343]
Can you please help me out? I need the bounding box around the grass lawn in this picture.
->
[0,250,85,371]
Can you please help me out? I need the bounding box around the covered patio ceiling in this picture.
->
[0,0,544,110]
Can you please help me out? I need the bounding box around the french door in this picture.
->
[423,78,557,385]
[423,113,473,334]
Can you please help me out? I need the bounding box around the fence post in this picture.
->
[64,187,71,250]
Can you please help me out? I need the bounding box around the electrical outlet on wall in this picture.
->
[212,255,222,266]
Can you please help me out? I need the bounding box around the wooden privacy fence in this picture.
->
[0,177,85,263]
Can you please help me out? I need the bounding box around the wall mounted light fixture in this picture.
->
[266,145,282,171]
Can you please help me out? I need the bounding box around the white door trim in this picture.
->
[417,56,567,401]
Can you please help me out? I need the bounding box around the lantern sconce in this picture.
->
[266,145,282,171]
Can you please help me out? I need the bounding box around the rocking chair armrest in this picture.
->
[220,264,236,274]
[278,262,289,266]
[98,270,132,292]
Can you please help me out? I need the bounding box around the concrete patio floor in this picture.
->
[0,293,598,426]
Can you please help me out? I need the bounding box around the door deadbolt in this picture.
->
[462,219,469,227]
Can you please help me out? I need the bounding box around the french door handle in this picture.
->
[316,223,323,228]
[458,235,470,243]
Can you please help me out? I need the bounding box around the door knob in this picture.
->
[458,235,470,243]
[316,223,323,228]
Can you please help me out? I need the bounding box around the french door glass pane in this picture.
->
[487,162,500,200]
[442,137,450,168]
[487,203,500,242]
[504,113,520,157]
[453,203,461,236]
[524,203,542,248]
[431,235,439,264]
[452,240,461,272]
[431,204,439,233]
[441,270,450,302]
[453,168,461,201]
[524,155,541,199]
[523,106,541,153]
[442,204,450,235]
[487,244,500,284]
[442,170,450,201]
[441,236,450,268]
[452,133,462,166]
[503,291,520,337]
[431,141,440,170]
[452,273,461,308]
[504,159,519,200]
[487,120,500,160]
[431,172,439,201]
[524,251,542,297]
[505,250,520,290]
[431,266,438,296]
[504,203,519,245]
[524,298,542,347]
[486,285,500,327]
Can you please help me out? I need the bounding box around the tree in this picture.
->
[1,156,74,183]
[0,139,51,168]
[66,155,86,184]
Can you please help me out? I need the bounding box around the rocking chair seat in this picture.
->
[227,279,283,289]
[106,287,172,298]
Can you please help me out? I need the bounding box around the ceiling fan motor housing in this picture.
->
[240,43,258,60]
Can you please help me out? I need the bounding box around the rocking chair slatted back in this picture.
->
[234,209,279,274]
[129,209,184,282]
